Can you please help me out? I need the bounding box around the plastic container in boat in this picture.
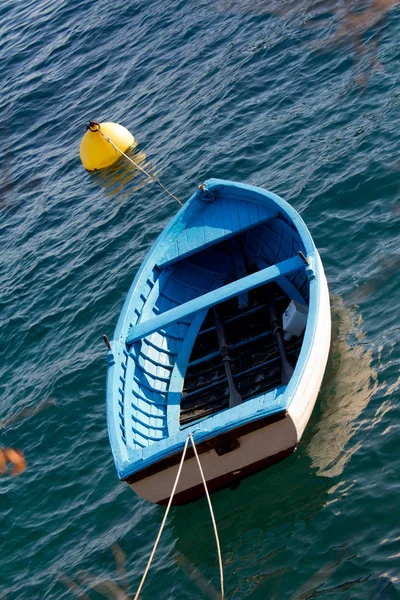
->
[283,300,309,341]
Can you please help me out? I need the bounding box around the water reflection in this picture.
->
[306,295,378,477]
[0,447,26,476]
[286,551,347,600]
[317,0,400,46]
[89,145,151,203]
[218,0,399,30]
[0,118,16,213]
[0,397,57,478]
[311,0,400,87]
[169,454,335,598]
[0,396,56,430]
[61,544,131,599]
[218,0,399,85]
[61,544,220,600]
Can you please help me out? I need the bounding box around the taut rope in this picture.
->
[133,433,225,599]
[95,126,183,206]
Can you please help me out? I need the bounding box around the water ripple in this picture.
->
[1,0,399,598]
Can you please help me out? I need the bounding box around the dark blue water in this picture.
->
[1,0,399,598]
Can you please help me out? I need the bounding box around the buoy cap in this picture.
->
[80,121,135,171]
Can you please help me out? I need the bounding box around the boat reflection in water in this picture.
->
[306,295,378,478]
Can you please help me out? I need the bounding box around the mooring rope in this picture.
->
[189,433,225,599]
[133,433,225,600]
[97,129,183,206]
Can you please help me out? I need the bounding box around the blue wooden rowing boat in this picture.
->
[105,179,331,505]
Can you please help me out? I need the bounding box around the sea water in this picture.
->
[0,0,399,598]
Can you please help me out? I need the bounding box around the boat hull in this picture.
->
[288,251,331,440]
[126,251,331,506]
[106,179,332,505]
[128,413,298,505]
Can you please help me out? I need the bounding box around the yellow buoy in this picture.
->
[80,121,136,171]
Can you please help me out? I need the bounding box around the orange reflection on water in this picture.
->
[0,447,27,476]
[218,0,400,86]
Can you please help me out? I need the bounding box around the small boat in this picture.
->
[105,179,331,505]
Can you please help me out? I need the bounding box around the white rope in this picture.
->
[133,433,225,600]
[133,435,190,600]
[189,433,225,599]
[97,129,183,206]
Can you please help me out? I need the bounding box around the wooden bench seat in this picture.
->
[126,254,305,345]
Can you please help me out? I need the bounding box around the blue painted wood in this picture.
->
[256,258,306,305]
[158,194,279,268]
[196,302,273,336]
[106,178,323,483]
[167,310,209,437]
[276,277,307,305]
[126,255,305,345]
[230,238,248,308]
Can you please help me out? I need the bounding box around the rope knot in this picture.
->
[86,120,101,132]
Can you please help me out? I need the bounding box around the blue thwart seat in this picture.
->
[126,254,305,344]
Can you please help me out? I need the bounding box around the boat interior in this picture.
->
[118,203,310,451]
[181,276,304,425]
